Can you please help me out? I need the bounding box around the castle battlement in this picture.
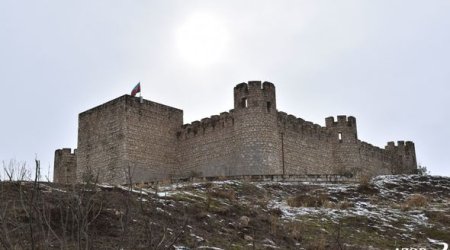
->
[278,112,330,141]
[54,81,418,184]
[177,111,236,140]
[79,95,182,118]
[325,115,357,128]
[360,141,384,155]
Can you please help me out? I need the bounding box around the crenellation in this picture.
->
[234,82,248,91]
[325,116,334,127]
[278,112,288,119]
[287,114,296,123]
[302,121,314,132]
[177,111,236,141]
[386,141,395,149]
[55,81,417,184]
[248,80,262,89]
[337,115,347,123]
[262,81,275,90]
[347,116,356,126]
[200,117,210,124]
[285,114,300,130]
[279,112,326,139]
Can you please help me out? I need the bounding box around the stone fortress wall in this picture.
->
[54,81,417,184]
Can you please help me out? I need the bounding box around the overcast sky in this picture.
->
[1,0,449,179]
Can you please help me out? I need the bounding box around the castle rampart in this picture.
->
[53,81,418,184]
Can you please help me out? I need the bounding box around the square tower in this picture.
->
[76,95,183,184]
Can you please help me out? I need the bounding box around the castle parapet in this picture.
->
[177,111,235,140]
[385,140,415,151]
[384,141,417,174]
[325,115,356,128]
[234,81,276,111]
[325,115,358,143]
[278,112,330,140]
[360,142,384,157]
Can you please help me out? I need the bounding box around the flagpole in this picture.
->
[139,81,143,103]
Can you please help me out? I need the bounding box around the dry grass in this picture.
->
[287,192,329,207]
[358,175,372,189]
[269,215,279,234]
[425,210,450,225]
[240,181,263,196]
[337,200,353,209]
[322,200,353,210]
[357,174,379,194]
[209,189,236,201]
[1,175,448,249]
[308,233,327,250]
[286,221,303,241]
[402,194,428,210]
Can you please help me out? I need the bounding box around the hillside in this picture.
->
[0,175,448,249]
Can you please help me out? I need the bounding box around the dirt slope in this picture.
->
[0,175,448,249]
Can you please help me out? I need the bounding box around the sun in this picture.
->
[175,12,230,67]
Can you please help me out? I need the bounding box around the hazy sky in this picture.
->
[1,0,449,179]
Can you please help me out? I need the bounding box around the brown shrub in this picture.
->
[202,182,214,189]
[240,182,262,197]
[322,200,336,209]
[357,175,379,194]
[287,192,329,207]
[426,210,450,224]
[321,199,353,210]
[358,175,371,188]
[337,200,353,210]
[268,207,283,217]
[286,221,303,241]
[402,194,428,210]
[269,215,279,234]
[210,189,236,201]
[307,233,327,250]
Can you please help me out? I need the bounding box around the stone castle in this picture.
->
[54,81,417,184]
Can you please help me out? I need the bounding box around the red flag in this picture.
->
[131,82,141,97]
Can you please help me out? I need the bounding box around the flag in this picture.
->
[131,82,141,97]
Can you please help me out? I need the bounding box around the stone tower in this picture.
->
[53,148,76,184]
[325,116,361,175]
[76,95,183,184]
[385,141,418,174]
[232,81,282,175]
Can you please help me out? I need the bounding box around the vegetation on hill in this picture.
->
[0,175,449,249]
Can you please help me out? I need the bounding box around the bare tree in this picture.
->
[2,160,30,181]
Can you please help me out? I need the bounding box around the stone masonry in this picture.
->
[53,148,77,184]
[54,81,417,184]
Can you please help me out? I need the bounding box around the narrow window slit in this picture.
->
[241,98,248,108]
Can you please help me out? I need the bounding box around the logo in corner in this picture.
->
[438,242,448,250]
[428,238,448,250]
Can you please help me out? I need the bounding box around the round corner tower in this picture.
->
[232,81,282,175]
